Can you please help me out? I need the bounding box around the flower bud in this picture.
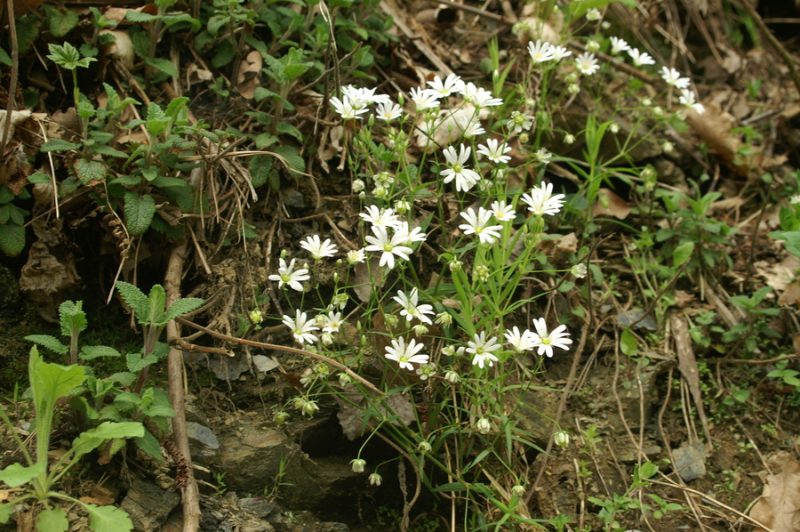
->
[476,417,492,434]
[435,312,452,327]
[511,484,526,497]
[554,430,570,449]
[352,179,365,193]
[444,370,460,384]
[350,458,366,473]
[248,309,264,325]
[368,472,382,486]
[273,410,289,425]
[417,441,432,454]
[338,372,352,387]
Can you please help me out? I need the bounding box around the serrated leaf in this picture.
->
[92,145,128,158]
[0,461,45,488]
[79,345,122,360]
[0,224,25,257]
[46,7,79,38]
[37,507,68,532]
[59,300,87,337]
[163,297,204,322]
[115,281,148,321]
[672,241,694,267]
[74,159,107,184]
[41,139,81,152]
[85,504,134,532]
[123,192,155,236]
[125,352,159,372]
[248,155,273,188]
[24,334,68,356]
[71,421,144,459]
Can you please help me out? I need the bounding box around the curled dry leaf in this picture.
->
[236,50,263,100]
[749,452,800,532]
[592,188,631,220]
[99,30,134,70]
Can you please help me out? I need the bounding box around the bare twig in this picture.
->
[1,0,19,154]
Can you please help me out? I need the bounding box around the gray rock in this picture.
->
[673,441,706,482]
[120,477,180,532]
[187,421,220,459]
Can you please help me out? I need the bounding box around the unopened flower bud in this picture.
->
[413,324,429,337]
[444,370,460,384]
[249,309,264,325]
[511,484,526,497]
[352,179,365,193]
[435,312,452,327]
[368,472,382,486]
[563,133,575,144]
[338,372,352,387]
[417,441,432,454]
[384,314,399,329]
[273,411,289,425]
[351,458,366,473]
[554,430,570,448]
[571,263,587,279]
[476,417,492,434]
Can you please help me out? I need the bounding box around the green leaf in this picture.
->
[0,502,13,524]
[0,224,25,257]
[125,11,158,23]
[276,122,303,143]
[29,346,86,408]
[74,159,107,184]
[163,297,204,322]
[59,300,87,338]
[135,429,163,462]
[46,7,79,38]
[144,103,169,136]
[145,57,178,79]
[248,155,273,188]
[24,334,69,356]
[125,352,159,372]
[146,284,167,324]
[84,504,134,532]
[770,230,800,257]
[123,192,155,236]
[79,345,122,360]
[0,461,45,488]
[672,241,694,267]
[71,421,144,459]
[211,40,236,68]
[0,46,12,67]
[115,281,148,321]
[37,507,69,532]
[272,145,305,173]
[620,328,638,356]
[253,133,278,150]
[41,139,81,152]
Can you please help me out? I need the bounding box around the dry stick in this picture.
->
[0,0,18,154]
[433,0,510,23]
[164,242,201,532]
[524,319,589,504]
[731,0,800,97]
[175,317,384,395]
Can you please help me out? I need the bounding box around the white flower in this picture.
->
[352,179,365,193]
[528,40,555,64]
[660,66,690,89]
[269,258,310,292]
[586,8,602,21]
[790,194,800,205]
[490,200,515,222]
[529,318,573,357]
[586,40,601,53]
[467,332,501,369]
[459,207,503,244]
[461,82,503,108]
[521,181,566,216]
[342,85,390,107]
[627,47,655,67]
[321,311,343,334]
[346,248,366,265]
[477,138,512,164]
[395,222,427,245]
[563,133,576,144]
[554,430,570,448]
[410,87,440,111]
[364,225,413,269]
[575,52,599,76]
[571,263,587,278]
[507,111,534,134]
[427,73,465,98]
[462,118,485,138]
[282,310,319,345]
[476,417,492,434]
[384,337,429,371]
[678,89,705,114]
[359,205,401,230]
[351,458,366,473]
[550,45,572,61]
[330,96,368,120]
[609,36,630,55]
[392,287,434,325]
[375,100,403,121]
[441,144,481,192]
[534,148,553,165]
[368,472,382,486]
[300,234,338,260]
[505,326,536,352]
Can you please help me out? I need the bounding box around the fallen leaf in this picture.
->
[781,283,800,307]
[236,50,262,100]
[749,452,800,532]
[757,256,800,293]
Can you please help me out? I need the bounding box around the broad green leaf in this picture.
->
[125,352,159,372]
[211,40,236,68]
[272,145,305,173]
[41,139,81,152]
[0,223,25,256]
[115,281,148,321]
[24,334,68,356]
[46,6,79,38]
[146,284,167,324]
[248,155,273,188]
[276,122,303,143]
[123,192,155,236]
[770,230,800,257]
[135,429,163,462]
[79,345,122,360]
[672,241,694,267]
[0,46,10,66]
[163,297,204,322]
[145,57,177,79]
[85,504,134,532]
[29,347,86,408]
[37,507,68,532]
[620,328,638,356]
[0,461,45,488]
[74,159,107,184]
[71,421,144,459]
[59,300,87,337]
[253,133,278,150]
[125,11,158,23]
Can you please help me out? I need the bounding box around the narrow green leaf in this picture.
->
[24,334,68,356]
[146,284,167,324]
[672,241,694,267]
[37,507,69,532]
[79,345,122,360]
[145,57,177,78]
[41,139,81,152]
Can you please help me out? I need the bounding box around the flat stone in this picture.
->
[120,477,180,532]
[673,441,706,482]
[187,421,220,459]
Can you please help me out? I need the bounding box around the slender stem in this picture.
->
[0,403,34,466]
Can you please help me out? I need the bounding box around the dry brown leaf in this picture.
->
[236,50,262,100]
[757,256,800,293]
[779,283,800,307]
[749,452,800,532]
[336,392,416,440]
[671,315,712,443]
[592,188,631,220]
